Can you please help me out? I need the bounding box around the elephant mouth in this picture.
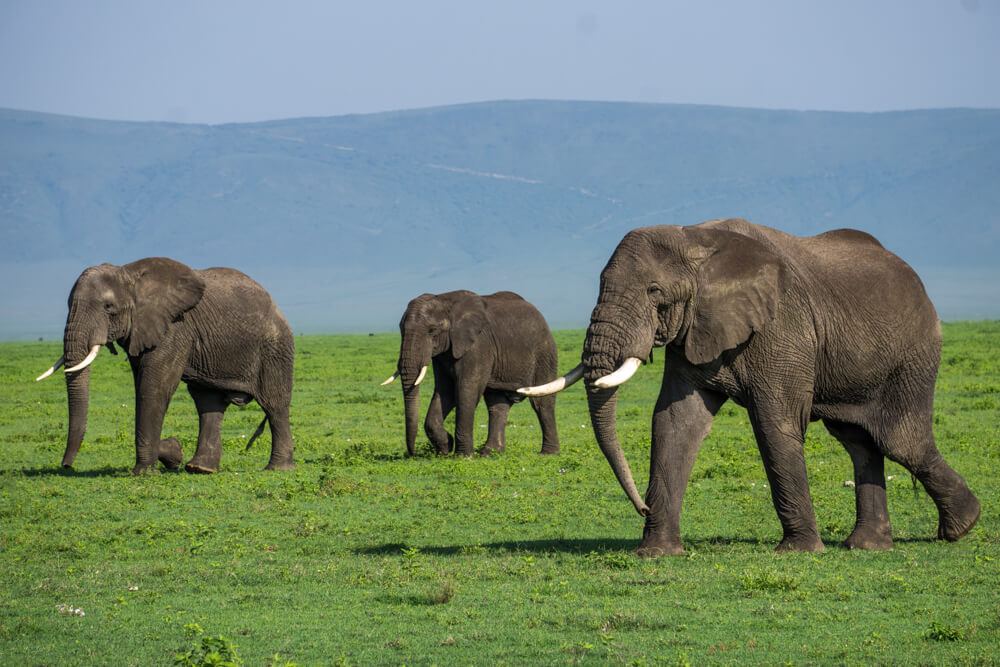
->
[591,357,643,389]
[36,344,103,381]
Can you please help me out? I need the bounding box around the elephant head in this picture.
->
[37,258,205,467]
[520,224,785,514]
[381,291,486,455]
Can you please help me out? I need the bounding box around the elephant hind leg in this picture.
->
[529,394,559,454]
[876,416,979,542]
[185,383,228,473]
[258,399,295,471]
[823,419,892,550]
[922,459,980,541]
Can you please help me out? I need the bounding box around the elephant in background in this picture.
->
[521,218,979,555]
[37,257,295,475]
[383,290,560,456]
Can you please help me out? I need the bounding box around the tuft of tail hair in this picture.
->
[244,417,268,451]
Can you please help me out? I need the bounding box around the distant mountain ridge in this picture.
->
[1,101,998,339]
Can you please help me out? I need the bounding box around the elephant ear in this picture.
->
[125,258,206,355]
[450,295,489,359]
[684,230,786,365]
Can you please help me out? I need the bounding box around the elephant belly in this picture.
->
[182,371,255,399]
[226,391,253,406]
[486,386,528,404]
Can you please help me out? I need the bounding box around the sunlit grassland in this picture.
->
[1,323,998,665]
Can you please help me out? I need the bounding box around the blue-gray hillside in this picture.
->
[1,101,998,339]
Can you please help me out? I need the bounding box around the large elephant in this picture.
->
[37,257,295,475]
[521,219,979,555]
[383,290,559,456]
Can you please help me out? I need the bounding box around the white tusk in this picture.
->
[517,363,584,396]
[380,373,398,386]
[36,355,66,381]
[594,357,643,389]
[414,365,428,386]
[64,345,101,373]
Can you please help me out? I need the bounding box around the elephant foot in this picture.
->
[431,434,454,455]
[539,443,560,455]
[453,442,476,457]
[636,543,685,558]
[937,488,981,542]
[185,445,220,473]
[775,533,825,553]
[264,459,296,471]
[131,463,161,476]
[843,523,893,551]
[636,530,685,558]
[478,442,505,457]
[158,438,184,471]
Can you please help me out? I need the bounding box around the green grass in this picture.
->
[1,323,998,665]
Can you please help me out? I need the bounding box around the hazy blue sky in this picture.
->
[1,0,998,124]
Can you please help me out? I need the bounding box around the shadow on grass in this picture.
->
[357,533,941,557]
[358,538,638,556]
[8,465,185,478]
[301,453,406,465]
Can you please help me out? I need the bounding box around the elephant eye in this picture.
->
[647,285,665,298]
[104,302,116,313]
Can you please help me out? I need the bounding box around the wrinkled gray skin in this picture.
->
[395,290,559,456]
[582,219,980,556]
[56,257,295,475]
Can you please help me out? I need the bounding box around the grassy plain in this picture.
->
[1,322,998,665]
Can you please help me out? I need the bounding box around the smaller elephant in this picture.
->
[37,257,295,475]
[383,290,560,456]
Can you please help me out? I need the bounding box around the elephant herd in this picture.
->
[36,218,981,555]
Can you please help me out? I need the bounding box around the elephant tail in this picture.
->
[244,417,268,451]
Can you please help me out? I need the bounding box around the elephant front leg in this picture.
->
[158,437,184,471]
[749,402,825,553]
[639,380,726,557]
[185,383,228,474]
[131,363,184,475]
[424,387,455,455]
[452,382,484,457]
[480,390,511,455]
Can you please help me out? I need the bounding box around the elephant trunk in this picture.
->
[398,333,431,455]
[583,310,652,516]
[61,306,104,468]
[63,366,90,467]
[403,385,420,456]
[587,384,649,516]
